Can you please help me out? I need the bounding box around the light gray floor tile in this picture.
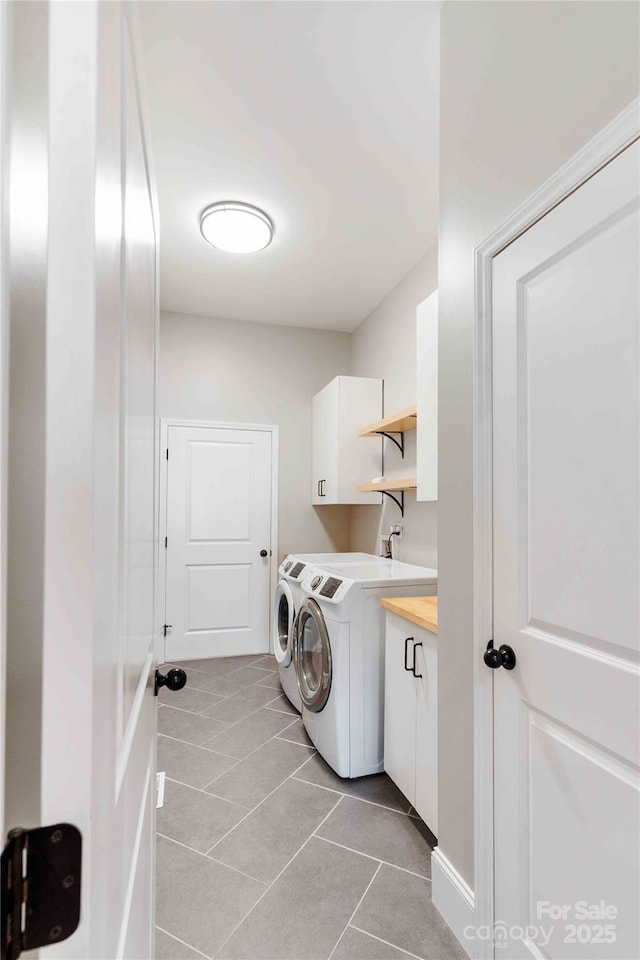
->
[158,683,226,714]
[229,665,279,686]
[158,735,238,789]
[220,654,268,669]
[209,777,339,883]
[199,672,261,698]
[204,736,315,809]
[255,672,283,691]
[158,705,229,746]
[293,753,412,814]
[170,666,225,693]
[155,927,205,960]
[317,797,433,877]
[263,693,298,715]
[276,717,313,747]
[156,836,265,958]
[217,836,377,959]
[225,683,282,707]
[157,778,248,853]
[175,659,243,678]
[333,926,415,960]
[201,695,264,725]
[252,654,278,672]
[352,864,467,960]
[203,707,297,759]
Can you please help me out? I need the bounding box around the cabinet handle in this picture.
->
[412,641,423,678]
[404,636,414,672]
[320,480,326,497]
[317,480,321,497]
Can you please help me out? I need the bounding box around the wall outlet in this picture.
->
[380,537,391,558]
[390,523,403,538]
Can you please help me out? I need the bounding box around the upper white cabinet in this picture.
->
[312,376,382,504]
[417,290,438,501]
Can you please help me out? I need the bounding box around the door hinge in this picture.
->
[164,536,168,549]
[1,823,82,960]
[166,448,169,460]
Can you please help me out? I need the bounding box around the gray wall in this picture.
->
[159,311,353,562]
[350,250,438,566]
[438,0,640,887]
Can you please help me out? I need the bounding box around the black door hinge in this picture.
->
[164,536,168,549]
[166,448,169,460]
[1,823,82,960]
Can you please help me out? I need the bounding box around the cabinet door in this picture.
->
[336,377,382,504]
[414,631,438,835]
[311,381,338,503]
[384,614,417,806]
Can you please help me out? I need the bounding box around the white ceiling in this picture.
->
[138,1,440,332]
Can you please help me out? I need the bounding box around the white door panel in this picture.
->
[492,140,640,959]
[165,425,273,660]
[4,5,158,957]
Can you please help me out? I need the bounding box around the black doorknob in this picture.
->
[260,549,268,558]
[483,642,516,671]
[155,666,187,696]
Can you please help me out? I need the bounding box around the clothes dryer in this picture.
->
[293,560,437,777]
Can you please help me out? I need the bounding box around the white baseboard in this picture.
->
[431,847,475,959]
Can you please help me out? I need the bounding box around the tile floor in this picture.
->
[155,655,465,960]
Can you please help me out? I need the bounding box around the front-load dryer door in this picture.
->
[294,599,332,712]
[273,580,295,666]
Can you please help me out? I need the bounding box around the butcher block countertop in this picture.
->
[381,596,438,635]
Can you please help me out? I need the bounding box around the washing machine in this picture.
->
[293,559,437,778]
[274,553,379,711]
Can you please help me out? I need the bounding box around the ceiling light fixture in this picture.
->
[199,201,274,254]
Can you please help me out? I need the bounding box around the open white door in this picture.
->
[491,139,639,959]
[3,4,160,958]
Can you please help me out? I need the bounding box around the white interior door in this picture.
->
[164,424,274,661]
[492,139,639,959]
[3,4,159,957]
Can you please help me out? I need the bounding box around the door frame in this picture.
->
[472,97,640,960]
[158,418,279,663]
[0,0,9,836]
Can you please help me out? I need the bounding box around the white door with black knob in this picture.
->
[163,422,275,661]
[491,139,639,959]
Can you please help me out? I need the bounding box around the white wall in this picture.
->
[159,311,352,562]
[438,0,640,889]
[350,250,438,567]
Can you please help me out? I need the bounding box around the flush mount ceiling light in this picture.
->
[199,201,274,254]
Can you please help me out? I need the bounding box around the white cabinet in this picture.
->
[384,611,438,834]
[416,290,438,501]
[312,376,382,505]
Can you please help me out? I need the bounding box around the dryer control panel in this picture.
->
[319,577,342,599]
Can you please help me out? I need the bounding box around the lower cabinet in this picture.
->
[384,611,438,835]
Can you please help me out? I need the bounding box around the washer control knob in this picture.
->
[310,575,323,591]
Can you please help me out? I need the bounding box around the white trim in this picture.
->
[0,0,9,836]
[431,848,474,959]
[472,96,640,960]
[158,418,279,663]
[116,749,153,960]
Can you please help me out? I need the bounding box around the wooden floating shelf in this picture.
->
[358,405,417,439]
[357,477,417,493]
